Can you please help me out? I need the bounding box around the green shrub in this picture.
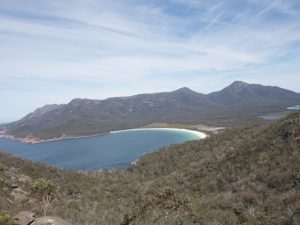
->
[29,178,59,216]
[0,211,12,225]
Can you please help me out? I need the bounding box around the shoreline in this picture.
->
[110,127,208,139]
[0,127,208,144]
[0,132,109,144]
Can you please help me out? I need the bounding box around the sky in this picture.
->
[0,0,300,122]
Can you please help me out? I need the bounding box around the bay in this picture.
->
[0,129,201,170]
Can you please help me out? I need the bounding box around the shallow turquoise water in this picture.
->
[0,129,200,170]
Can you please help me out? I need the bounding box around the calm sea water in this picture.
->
[259,104,300,121]
[0,129,199,170]
[287,105,300,110]
[259,114,286,121]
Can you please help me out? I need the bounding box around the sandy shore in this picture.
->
[110,127,208,139]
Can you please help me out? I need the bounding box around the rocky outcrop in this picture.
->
[10,187,28,204]
[31,217,72,225]
[13,211,35,225]
[13,213,72,225]
[3,167,31,205]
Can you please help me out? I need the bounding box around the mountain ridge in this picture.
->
[1,81,300,142]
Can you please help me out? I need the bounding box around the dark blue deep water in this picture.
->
[0,129,199,170]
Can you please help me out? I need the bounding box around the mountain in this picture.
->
[208,81,300,105]
[1,81,300,142]
[1,113,300,224]
[19,104,64,121]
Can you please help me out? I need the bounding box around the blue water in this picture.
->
[0,129,200,170]
[287,105,300,110]
[259,114,285,121]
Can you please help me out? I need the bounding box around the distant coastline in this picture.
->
[0,130,109,144]
[0,127,207,144]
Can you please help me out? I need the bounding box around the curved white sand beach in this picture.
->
[110,127,208,139]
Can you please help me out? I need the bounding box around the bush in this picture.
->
[0,211,12,225]
[29,178,59,216]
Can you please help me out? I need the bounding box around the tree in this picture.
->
[29,178,59,216]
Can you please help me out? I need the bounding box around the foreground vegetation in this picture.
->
[1,113,300,224]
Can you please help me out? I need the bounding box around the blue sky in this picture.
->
[0,0,300,122]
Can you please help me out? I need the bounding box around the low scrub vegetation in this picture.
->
[0,113,299,224]
[0,211,12,225]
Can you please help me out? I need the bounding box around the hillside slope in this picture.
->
[2,81,300,142]
[1,113,299,224]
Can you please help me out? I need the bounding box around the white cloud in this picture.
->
[0,0,299,120]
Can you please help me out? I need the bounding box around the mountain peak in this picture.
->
[230,81,250,87]
[173,87,194,93]
[70,98,84,103]
[224,81,253,93]
[26,104,62,118]
[171,87,203,97]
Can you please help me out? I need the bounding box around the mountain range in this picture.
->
[1,81,300,142]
